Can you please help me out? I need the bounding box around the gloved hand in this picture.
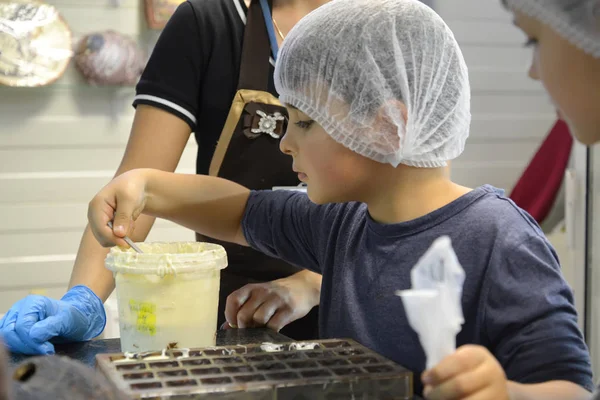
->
[0,285,106,355]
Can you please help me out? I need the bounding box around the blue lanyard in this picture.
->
[258,0,279,60]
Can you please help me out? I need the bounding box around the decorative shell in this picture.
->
[0,1,72,87]
[74,30,145,86]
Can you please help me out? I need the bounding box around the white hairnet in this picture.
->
[505,0,600,58]
[274,0,471,168]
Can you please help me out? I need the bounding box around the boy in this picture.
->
[85,0,592,397]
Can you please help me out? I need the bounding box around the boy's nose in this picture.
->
[528,54,540,81]
[279,132,294,155]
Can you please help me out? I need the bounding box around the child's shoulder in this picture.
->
[466,184,547,244]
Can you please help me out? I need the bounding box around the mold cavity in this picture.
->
[364,365,394,373]
[288,343,320,351]
[157,369,188,377]
[182,359,211,366]
[266,371,300,380]
[234,374,266,383]
[287,361,318,369]
[213,357,243,364]
[223,365,253,373]
[275,353,303,361]
[203,349,225,356]
[319,359,349,367]
[166,379,197,387]
[188,350,202,357]
[13,363,36,382]
[322,341,352,348]
[332,367,364,376]
[200,376,232,385]
[349,357,378,365]
[190,367,221,376]
[241,346,263,354]
[255,362,285,371]
[116,363,146,371]
[245,355,274,362]
[306,351,334,359]
[130,382,162,390]
[337,349,365,356]
[123,372,154,380]
[301,369,331,378]
[149,361,180,369]
[139,351,163,360]
[231,346,249,353]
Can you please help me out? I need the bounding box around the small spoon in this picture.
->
[107,221,144,253]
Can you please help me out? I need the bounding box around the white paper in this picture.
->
[396,236,465,370]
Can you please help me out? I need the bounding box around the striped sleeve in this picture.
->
[133,1,203,131]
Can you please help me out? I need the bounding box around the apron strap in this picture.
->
[237,0,275,91]
[259,0,279,60]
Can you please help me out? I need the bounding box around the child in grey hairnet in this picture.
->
[85,0,592,398]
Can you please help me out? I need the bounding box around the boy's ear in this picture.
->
[371,99,408,156]
[397,100,408,124]
[376,99,408,126]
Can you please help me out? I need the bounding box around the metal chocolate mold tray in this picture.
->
[96,339,413,399]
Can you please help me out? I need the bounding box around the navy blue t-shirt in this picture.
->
[242,185,593,394]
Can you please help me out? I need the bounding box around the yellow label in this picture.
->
[129,300,157,336]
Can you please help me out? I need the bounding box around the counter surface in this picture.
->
[8,328,291,368]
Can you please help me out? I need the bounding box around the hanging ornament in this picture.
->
[74,30,145,86]
[0,1,72,87]
[144,0,186,30]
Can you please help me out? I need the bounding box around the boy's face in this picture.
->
[513,10,600,145]
[280,107,379,204]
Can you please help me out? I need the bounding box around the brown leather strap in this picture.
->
[237,0,272,91]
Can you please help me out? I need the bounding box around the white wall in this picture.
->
[0,0,555,314]
[436,0,555,190]
[0,0,198,311]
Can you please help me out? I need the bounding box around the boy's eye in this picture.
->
[294,120,314,129]
[523,37,538,48]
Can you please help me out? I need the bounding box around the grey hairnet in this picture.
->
[505,0,600,58]
[274,0,471,168]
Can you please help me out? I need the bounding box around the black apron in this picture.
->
[197,0,319,340]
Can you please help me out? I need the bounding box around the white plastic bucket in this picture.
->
[105,242,228,353]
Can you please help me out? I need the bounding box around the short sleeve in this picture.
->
[242,190,339,274]
[484,234,593,391]
[133,1,204,130]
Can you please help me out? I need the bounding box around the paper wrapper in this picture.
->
[0,1,72,87]
[396,236,465,370]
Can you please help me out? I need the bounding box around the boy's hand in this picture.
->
[224,270,321,332]
[422,345,510,400]
[88,169,149,248]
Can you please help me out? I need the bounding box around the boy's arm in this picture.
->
[478,234,592,391]
[423,232,593,400]
[88,168,251,247]
[507,380,591,400]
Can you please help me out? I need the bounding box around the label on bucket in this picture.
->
[129,300,157,336]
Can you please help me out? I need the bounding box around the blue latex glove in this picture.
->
[0,285,106,355]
